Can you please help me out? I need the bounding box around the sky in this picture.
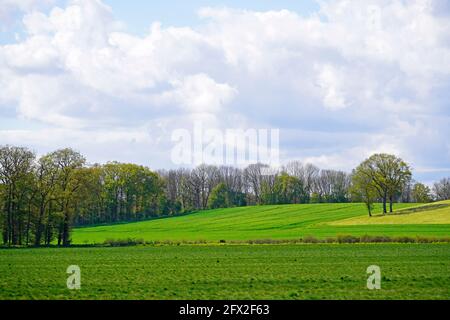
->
[0,0,450,184]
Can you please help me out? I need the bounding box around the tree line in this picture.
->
[1,145,449,246]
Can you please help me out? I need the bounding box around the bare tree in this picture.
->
[244,163,269,205]
[433,177,450,201]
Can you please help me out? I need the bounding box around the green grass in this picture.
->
[72,202,450,244]
[331,201,450,226]
[4,203,450,300]
[1,244,449,300]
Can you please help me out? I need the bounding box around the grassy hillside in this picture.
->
[331,201,450,226]
[1,244,449,300]
[72,202,450,244]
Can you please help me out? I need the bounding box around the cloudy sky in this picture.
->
[1,0,450,184]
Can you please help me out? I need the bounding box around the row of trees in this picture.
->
[0,146,164,246]
[158,163,352,212]
[350,154,449,216]
[351,154,412,216]
[1,145,449,246]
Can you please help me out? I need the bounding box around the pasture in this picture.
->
[72,202,450,244]
[1,202,449,300]
[1,244,449,300]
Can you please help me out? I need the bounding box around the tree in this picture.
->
[355,154,411,214]
[384,156,412,212]
[208,183,229,209]
[433,178,450,201]
[350,169,378,216]
[268,173,306,205]
[33,154,59,246]
[244,163,269,205]
[411,182,432,203]
[0,146,35,245]
[48,148,86,246]
[311,170,351,203]
[283,161,313,203]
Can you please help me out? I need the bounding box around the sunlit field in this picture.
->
[1,244,449,300]
[72,202,450,244]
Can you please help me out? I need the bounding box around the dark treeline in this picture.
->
[1,145,449,246]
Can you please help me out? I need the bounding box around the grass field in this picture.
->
[0,244,449,300]
[72,202,450,244]
[331,201,450,226]
[2,202,449,300]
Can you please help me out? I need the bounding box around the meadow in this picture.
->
[72,202,450,244]
[0,244,449,300]
[1,202,449,300]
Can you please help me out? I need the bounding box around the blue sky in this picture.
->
[104,0,320,34]
[0,0,450,185]
[1,0,320,43]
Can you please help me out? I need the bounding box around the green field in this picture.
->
[2,202,449,300]
[1,244,449,300]
[73,202,450,244]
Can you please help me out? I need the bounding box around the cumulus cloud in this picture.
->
[159,74,237,114]
[0,0,55,29]
[0,0,449,180]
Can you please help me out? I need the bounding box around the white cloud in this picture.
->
[0,0,449,180]
[0,0,55,28]
[315,64,347,110]
[159,74,237,114]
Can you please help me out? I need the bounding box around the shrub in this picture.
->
[392,236,416,243]
[337,235,360,244]
[362,235,392,243]
[303,235,320,244]
[417,236,434,243]
[104,238,145,247]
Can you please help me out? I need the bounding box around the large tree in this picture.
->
[354,154,411,214]
[48,148,86,246]
[33,154,59,246]
[411,182,432,203]
[208,183,230,209]
[350,169,378,216]
[0,146,35,245]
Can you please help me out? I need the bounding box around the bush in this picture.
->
[392,236,416,243]
[303,235,321,244]
[104,238,145,247]
[337,235,360,244]
[102,235,450,246]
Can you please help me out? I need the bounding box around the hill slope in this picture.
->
[330,201,450,226]
[72,202,450,244]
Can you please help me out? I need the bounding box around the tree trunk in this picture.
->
[57,223,62,246]
[34,201,45,246]
[62,202,71,247]
[45,201,53,246]
[25,202,32,246]
[382,192,387,214]
[389,196,393,213]
[2,211,8,244]
[7,185,13,245]
[62,218,70,246]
